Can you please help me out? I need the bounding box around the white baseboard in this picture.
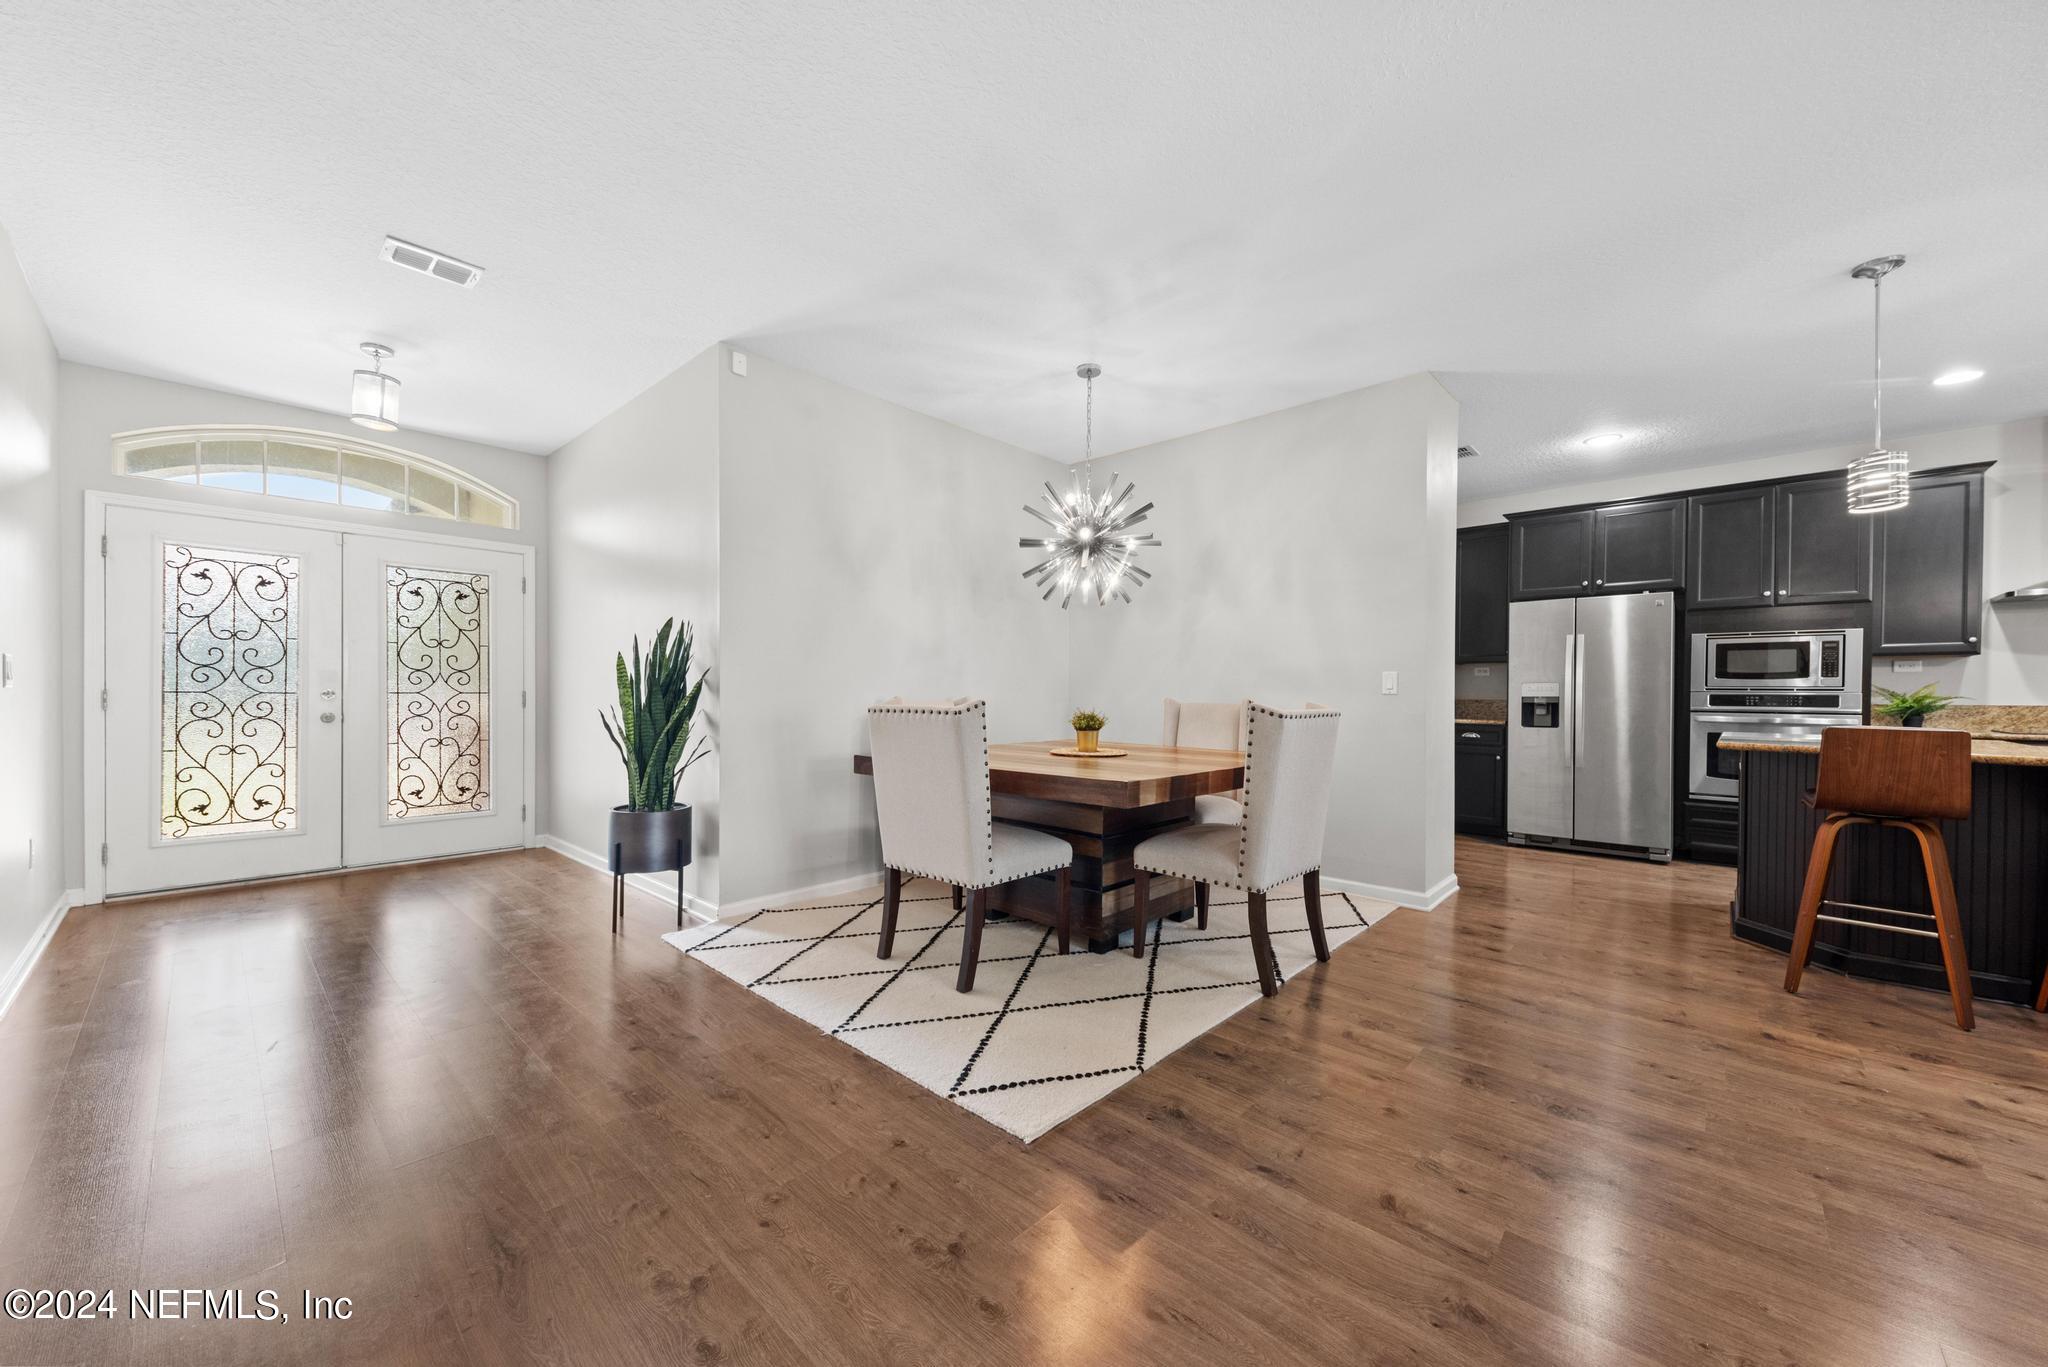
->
[0,887,83,1023]
[1324,871,1458,912]
[715,870,887,921]
[540,835,720,925]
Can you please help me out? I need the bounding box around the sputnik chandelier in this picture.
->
[1019,363,1161,608]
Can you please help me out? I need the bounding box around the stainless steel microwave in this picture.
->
[1691,629,1863,693]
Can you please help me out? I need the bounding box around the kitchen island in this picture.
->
[1722,733,2048,1005]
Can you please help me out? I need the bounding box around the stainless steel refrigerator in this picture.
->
[1506,591,1675,861]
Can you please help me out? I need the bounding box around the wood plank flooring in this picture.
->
[1,838,2044,1365]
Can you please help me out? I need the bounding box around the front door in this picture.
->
[105,508,345,895]
[102,506,527,896]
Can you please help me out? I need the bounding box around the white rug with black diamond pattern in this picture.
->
[662,876,1396,1142]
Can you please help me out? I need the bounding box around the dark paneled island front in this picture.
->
[1725,733,2048,1007]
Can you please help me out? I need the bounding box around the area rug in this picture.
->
[663,876,1397,1141]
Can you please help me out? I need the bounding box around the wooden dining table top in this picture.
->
[853,740,1245,808]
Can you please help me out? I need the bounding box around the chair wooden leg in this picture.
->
[1195,881,1209,931]
[1784,815,1848,993]
[1247,890,1279,997]
[952,884,963,911]
[878,868,902,960]
[1907,820,1975,1032]
[1055,866,1072,955]
[1131,869,1151,958]
[2036,964,2048,1014]
[957,888,988,992]
[1303,869,1329,963]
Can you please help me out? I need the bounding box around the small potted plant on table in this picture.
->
[1070,708,1107,753]
[602,618,710,931]
[1874,683,1963,728]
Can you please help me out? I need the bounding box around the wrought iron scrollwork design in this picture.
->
[387,567,491,818]
[161,544,299,838]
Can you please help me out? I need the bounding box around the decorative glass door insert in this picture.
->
[160,543,301,840]
[387,566,491,819]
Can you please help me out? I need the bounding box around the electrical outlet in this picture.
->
[1473,665,1491,676]
[1381,670,1399,695]
[1,652,13,687]
[1892,659,1923,674]
[730,350,748,376]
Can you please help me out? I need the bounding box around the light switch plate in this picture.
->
[1381,670,1399,695]
[730,350,748,376]
[1892,659,1923,674]
[1,652,12,687]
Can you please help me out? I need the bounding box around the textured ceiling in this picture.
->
[0,2,2044,497]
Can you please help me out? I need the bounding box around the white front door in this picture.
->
[105,508,344,895]
[101,505,528,897]
[341,536,527,867]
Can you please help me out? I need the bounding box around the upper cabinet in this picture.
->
[1591,498,1686,593]
[1874,466,1987,655]
[1689,487,1775,609]
[1773,475,1872,604]
[1507,510,1593,598]
[1455,524,1510,662]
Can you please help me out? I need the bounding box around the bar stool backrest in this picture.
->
[1813,726,1972,821]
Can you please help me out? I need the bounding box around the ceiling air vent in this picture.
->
[380,235,484,289]
[1457,445,1479,460]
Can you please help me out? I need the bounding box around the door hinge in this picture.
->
[521,576,528,593]
[100,686,108,711]
[100,533,108,558]
[100,843,108,867]
[521,689,527,709]
[521,803,528,822]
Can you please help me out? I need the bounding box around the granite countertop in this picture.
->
[1454,699,1506,727]
[1716,735,2048,767]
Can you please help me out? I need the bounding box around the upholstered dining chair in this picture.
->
[867,699,1075,991]
[1162,697,1248,825]
[1132,704,1340,995]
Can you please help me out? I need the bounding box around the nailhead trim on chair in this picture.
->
[1135,703,1342,893]
[867,699,1066,889]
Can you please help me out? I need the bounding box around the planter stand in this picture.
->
[607,805,694,933]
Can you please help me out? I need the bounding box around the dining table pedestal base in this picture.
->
[989,794,1198,951]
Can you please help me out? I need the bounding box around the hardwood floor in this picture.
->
[2,838,2045,1365]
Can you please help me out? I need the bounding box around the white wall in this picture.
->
[545,344,722,909]
[0,225,65,1002]
[53,361,549,890]
[715,351,1070,910]
[1067,373,1461,906]
[1459,419,2048,706]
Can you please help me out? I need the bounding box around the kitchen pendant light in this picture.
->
[1018,364,1162,608]
[1845,256,1909,514]
[349,341,402,432]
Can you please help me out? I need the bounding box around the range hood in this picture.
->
[1993,580,2048,604]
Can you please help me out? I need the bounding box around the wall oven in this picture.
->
[1693,629,1860,693]
[1688,710,1853,799]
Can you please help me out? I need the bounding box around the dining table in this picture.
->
[852,739,1246,952]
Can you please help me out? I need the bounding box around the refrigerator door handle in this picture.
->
[1572,632,1586,769]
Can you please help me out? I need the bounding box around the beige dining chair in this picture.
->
[1132,704,1341,995]
[1162,697,1247,825]
[867,699,1075,991]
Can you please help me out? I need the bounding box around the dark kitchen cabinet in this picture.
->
[1591,498,1686,593]
[1456,525,1510,661]
[1454,725,1506,835]
[1688,488,1775,609]
[1773,475,1872,605]
[1873,466,1986,655]
[1508,510,1593,599]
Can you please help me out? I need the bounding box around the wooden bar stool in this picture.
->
[1784,726,1976,1031]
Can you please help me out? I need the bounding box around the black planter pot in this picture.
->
[607,805,692,932]
[1903,714,1926,728]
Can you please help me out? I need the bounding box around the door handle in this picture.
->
[1572,633,1586,769]
[320,712,337,724]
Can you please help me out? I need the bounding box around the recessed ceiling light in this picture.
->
[1581,432,1626,448]
[1931,368,1984,387]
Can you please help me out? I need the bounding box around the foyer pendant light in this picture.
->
[349,342,402,432]
[1018,363,1162,608]
[1845,256,1909,514]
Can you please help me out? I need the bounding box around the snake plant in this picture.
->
[601,618,710,811]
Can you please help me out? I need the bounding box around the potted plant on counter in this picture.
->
[1873,684,1963,728]
[1070,708,1107,753]
[601,618,710,930]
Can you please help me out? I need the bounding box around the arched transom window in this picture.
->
[114,426,518,529]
